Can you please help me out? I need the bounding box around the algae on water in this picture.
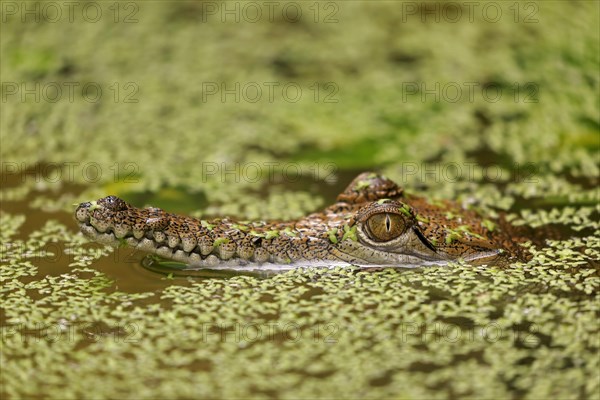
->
[1,1,599,399]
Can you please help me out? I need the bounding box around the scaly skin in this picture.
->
[75,173,527,269]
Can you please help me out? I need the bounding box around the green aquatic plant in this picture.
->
[0,1,598,398]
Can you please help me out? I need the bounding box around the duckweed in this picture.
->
[1,1,598,398]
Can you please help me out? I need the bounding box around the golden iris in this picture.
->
[365,213,405,242]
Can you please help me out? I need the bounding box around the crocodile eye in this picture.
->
[365,213,406,242]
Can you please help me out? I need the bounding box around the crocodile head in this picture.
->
[75,172,520,269]
[326,173,509,266]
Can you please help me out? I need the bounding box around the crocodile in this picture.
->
[75,172,528,269]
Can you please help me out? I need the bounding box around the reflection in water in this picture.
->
[141,254,285,279]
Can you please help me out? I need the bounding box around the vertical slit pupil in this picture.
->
[385,214,391,232]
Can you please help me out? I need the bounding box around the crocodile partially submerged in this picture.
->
[75,173,527,269]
